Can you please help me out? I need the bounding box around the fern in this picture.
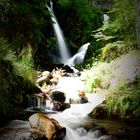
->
[106,82,140,118]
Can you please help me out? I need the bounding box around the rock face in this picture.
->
[29,113,66,140]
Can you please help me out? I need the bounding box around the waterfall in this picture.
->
[47,2,71,64]
[47,1,90,66]
[66,43,90,66]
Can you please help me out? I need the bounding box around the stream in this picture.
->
[0,77,136,140]
[0,93,108,140]
[0,1,139,139]
[0,76,140,140]
[0,76,107,140]
[47,92,108,140]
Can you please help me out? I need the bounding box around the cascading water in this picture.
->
[44,2,109,139]
[48,1,90,66]
[66,43,90,66]
[48,94,107,140]
[46,76,107,140]
[47,2,71,64]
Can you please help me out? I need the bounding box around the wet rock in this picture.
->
[29,113,66,140]
[48,91,71,111]
[62,65,74,73]
[37,71,52,86]
[52,101,70,111]
[49,91,66,103]
[89,101,108,119]
[60,102,71,111]
[78,90,88,103]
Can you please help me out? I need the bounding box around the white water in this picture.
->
[48,1,90,66]
[46,76,107,140]
[48,94,107,140]
[48,95,108,140]
[45,2,110,139]
[65,43,90,66]
[48,3,71,64]
[1,77,107,140]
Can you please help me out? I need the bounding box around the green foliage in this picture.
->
[0,38,36,83]
[0,0,51,51]
[15,46,37,83]
[101,41,129,62]
[0,0,59,69]
[110,0,136,38]
[106,81,140,118]
[55,0,102,46]
[57,0,72,8]
[88,76,101,93]
[90,0,137,63]
[82,50,140,93]
[0,38,16,62]
[82,62,113,93]
[0,37,40,119]
[0,38,10,60]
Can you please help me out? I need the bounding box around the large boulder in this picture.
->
[29,113,66,140]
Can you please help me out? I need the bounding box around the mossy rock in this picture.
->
[0,59,41,120]
[89,101,108,119]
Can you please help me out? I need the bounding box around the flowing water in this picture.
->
[46,76,108,140]
[0,75,107,140]
[0,2,139,139]
[24,2,108,139]
[1,75,139,140]
[65,43,90,66]
[48,96,107,140]
[47,2,71,64]
[48,1,90,66]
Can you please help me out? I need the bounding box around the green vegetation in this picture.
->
[0,0,51,50]
[15,46,36,83]
[55,0,102,47]
[82,0,140,119]
[84,0,137,65]
[83,50,140,119]
[0,38,36,83]
[106,80,140,118]
[0,0,139,120]
[0,38,39,119]
[82,50,140,92]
